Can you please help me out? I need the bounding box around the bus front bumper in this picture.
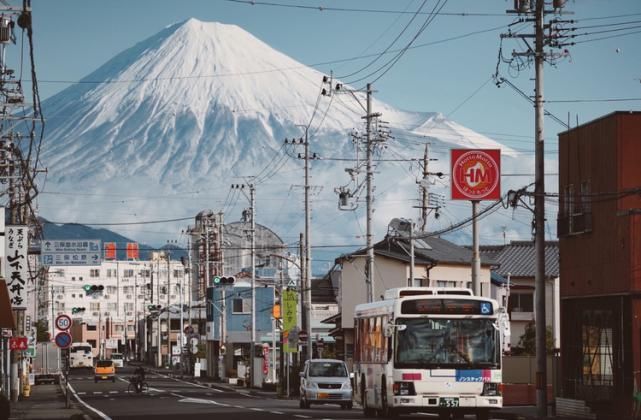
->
[392,395,502,411]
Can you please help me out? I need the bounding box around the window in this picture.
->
[124,303,134,311]
[106,269,114,278]
[123,286,132,294]
[436,280,457,288]
[107,303,118,311]
[123,269,134,278]
[90,269,100,277]
[90,303,100,311]
[141,270,150,278]
[106,286,117,294]
[87,339,97,348]
[86,324,97,331]
[232,298,251,313]
[71,294,76,298]
[173,270,183,278]
[508,293,534,313]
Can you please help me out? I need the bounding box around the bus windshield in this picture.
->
[395,318,500,369]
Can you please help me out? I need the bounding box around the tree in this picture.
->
[516,322,554,355]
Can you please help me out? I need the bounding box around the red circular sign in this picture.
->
[55,314,72,331]
[451,149,501,200]
[55,331,73,349]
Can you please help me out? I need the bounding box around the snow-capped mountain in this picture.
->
[38,18,533,258]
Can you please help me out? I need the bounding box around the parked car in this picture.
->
[299,359,353,410]
[94,360,116,383]
[110,353,124,368]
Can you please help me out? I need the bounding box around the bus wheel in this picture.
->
[361,377,375,417]
[379,378,391,417]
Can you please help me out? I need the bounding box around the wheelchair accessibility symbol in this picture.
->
[480,302,492,314]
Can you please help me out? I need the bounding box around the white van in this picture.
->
[111,353,124,368]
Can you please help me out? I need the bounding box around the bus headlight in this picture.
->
[482,382,503,396]
[393,382,416,396]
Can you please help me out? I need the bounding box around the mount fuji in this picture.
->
[37,18,533,264]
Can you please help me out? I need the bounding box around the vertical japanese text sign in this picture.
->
[5,226,28,309]
[282,290,298,353]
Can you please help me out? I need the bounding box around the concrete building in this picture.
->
[328,234,494,366]
[480,241,560,351]
[39,251,189,362]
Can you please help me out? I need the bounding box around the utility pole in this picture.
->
[533,0,547,415]
[302,126,312,363]
[420,145,430,232]
[166,252,171,367]
[365,83,375,304]
[218,211,226,380]
[499,1,571,416]
[471,201,481,296]
[285,126,315,364]
[232,182,256,383]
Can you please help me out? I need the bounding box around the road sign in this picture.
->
[9,336,27,351]
[55,314,72,331]
[298,330,308,343]
[41,239,102,266]
[55,331,72,349]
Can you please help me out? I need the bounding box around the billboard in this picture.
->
[451,149,501,201]
[126,242,139,260]
[5,226,28,308]
[104,242,116,260]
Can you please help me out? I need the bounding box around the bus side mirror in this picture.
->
[384,324,394,337]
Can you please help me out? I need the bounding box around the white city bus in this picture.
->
[69,342,94,369]
[353,287,503,420]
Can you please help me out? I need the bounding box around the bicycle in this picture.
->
[127,376,149,394]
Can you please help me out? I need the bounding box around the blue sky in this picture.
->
[19,0,641,256]
[30,0,640,150]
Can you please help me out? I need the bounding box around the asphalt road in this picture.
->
[67,366,366,420]
[66,366,512,420]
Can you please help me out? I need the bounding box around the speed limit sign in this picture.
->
[55,314,72,331]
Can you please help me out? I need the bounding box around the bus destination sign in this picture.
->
[401,299,493,316]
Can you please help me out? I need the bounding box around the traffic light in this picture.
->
[213,276,235,286]
[147,304,162,311]
[71,307,86,314]
[83,284,104,294]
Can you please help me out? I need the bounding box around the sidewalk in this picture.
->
[8,384,88,420]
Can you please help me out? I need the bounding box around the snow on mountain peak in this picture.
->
[38,18,526,247]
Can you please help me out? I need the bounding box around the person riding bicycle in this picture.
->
[133,366,146,392]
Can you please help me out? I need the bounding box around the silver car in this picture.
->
[299,359,353,410]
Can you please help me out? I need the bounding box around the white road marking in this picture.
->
[93,391,103,395]
[270,411,284,414]
[77,392,86,395]
[67,382,112,420]
[154,372,224,392]
[250,407,265,411]
[294,415,312,419]
[109,391,118,394]
[171,392,229,407]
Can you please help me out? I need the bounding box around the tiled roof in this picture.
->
[481,240,559,278]
[341,235,496,266]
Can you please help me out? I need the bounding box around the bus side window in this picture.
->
[387,336,393,362]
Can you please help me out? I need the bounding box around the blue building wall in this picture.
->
[206,285,274,341]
